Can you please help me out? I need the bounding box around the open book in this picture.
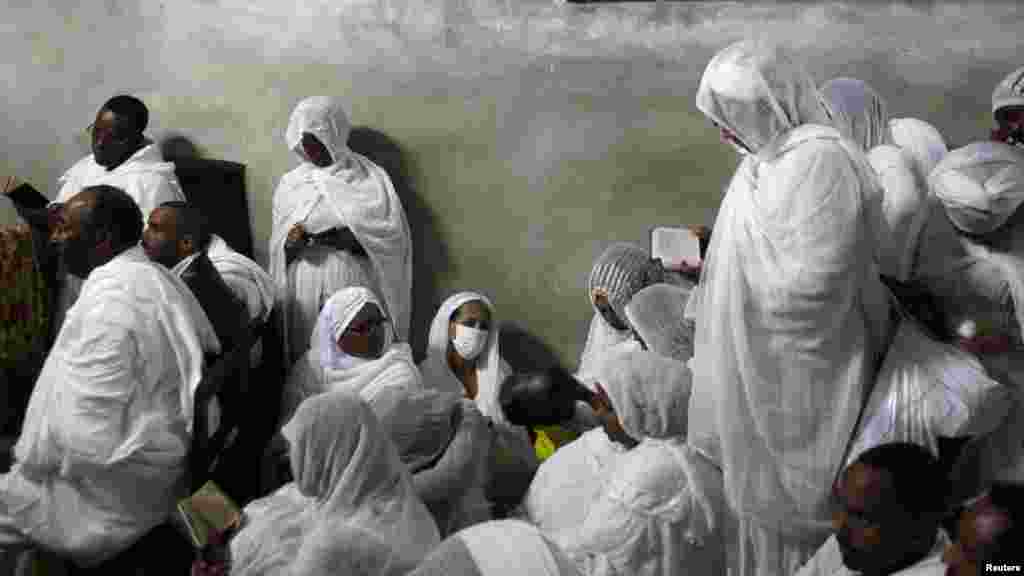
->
[172,480,242,549]
[650,226,702,270]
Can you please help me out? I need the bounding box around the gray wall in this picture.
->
[1,0,1021,366]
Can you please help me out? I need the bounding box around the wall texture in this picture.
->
[1,0,1021,366]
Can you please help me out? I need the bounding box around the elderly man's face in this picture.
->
[50,192,98,279]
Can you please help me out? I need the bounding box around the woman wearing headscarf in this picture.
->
[692,40,892,575]
[574,243,664,389]
[418,292,539,517]
[523,283,694,540]
[229,392,440,576]
[281,286,422,432]
[548,347,725,576]
[386,389,494,537]
[269,96,413,365]
[821,77,932,283]
[407,519,582,576]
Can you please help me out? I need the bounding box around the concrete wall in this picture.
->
[1,0,1021,366]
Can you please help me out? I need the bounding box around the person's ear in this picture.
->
[179,234,195,256]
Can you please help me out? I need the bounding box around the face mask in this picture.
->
[452,325,488,361]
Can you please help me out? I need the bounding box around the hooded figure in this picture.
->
[822,77,932,282]
[408,520,583,576]
[889,117,948,180]
[229,392,440,575]
[418,292,538,517]
[574,243,664,389]
[549,348,725,576]
[281,286,422,432]
[623,283,694,362]
[269,96,413,364]
[691,40,891,575]
[386,389,494,537]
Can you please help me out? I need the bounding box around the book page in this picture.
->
[651,226,701,268]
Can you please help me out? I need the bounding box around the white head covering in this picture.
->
[409,520,582,576]
[930,141,1024,235]
[696,39,833,160]
[314,286,386,371]
[820,77,891,151]
[419,291,506,424]
[290,520,415,576]
[889,117,949,179]
[623,283,694,362]
[992,66,1024,118]
[285,96,353,165]
[597,348,692,441]
[231,392,440,575]
[270,96,414,359]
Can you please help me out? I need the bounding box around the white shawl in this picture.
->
[206,234,276,323]
[231,392,440,576]
[269,97,412,362]
[282,287,422,431]
[4,247,218,566]
[693,40,890,542]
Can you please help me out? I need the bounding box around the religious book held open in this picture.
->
[650,226,702,270]
[173,480,242,549]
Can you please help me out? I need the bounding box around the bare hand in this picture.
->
[2,176,23,196]
[286,224,307,247]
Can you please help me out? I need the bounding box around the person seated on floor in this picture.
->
[797,442,951,576]
[0,185,219,571]
[142,200,248,352]
[942,481,1023,576]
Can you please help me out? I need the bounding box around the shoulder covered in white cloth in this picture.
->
[206,234,276,323]
[597,347,692,440]
[930,141,1024,235]
[54,143,185,215]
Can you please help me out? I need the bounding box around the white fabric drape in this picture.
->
[50,142,185,334]
[458,520,583,576]
[623,283,694,362]
[692,39,891,574]
[281,287,421,432]
[552,348,724,576]
[1,247,218,566]
[230,392,440,575]
[992,66,1024,117]
[269,96,412,364]
[930,141,1024,236]
[888,118,948,181]
[206,234,276,323]
[820,78,891,151]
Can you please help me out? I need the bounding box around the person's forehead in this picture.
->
[455,300,490,319]
[841,462,889,502]
[94,108,118,125]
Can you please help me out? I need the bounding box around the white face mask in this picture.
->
[452,325,489,361]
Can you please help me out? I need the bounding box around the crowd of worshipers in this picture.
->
[0,38,1023,575]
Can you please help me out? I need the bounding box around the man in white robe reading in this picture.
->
[0,185,219,570]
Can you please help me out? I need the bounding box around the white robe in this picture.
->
[206,234,276,324]
[693,40,891,575]
[50,143,185,332]
[796,532,949,576]
[0,247,218,566]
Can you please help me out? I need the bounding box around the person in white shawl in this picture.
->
[889,118,948,182]
[691,39,892,575]
[821,77,933,283]
[550,347,725,576]
[574,243,664,389]
[269,96,412,365]
[229,391,440,576]
[0,185,218,569]
[408,520,583,576]
[206,234,276,325]
[281,286,421,433]
[524,283,695,543]
[418,292,538,517]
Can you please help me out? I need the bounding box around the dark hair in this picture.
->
[854,442,948,520]
[985,482,1024,562]
[80,185,143,251]
[101,94,149,135]
[159,200,211,251]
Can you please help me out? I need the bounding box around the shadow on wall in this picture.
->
[160,133,202,162]
[347,126,448,364]
[500,321,565,375]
